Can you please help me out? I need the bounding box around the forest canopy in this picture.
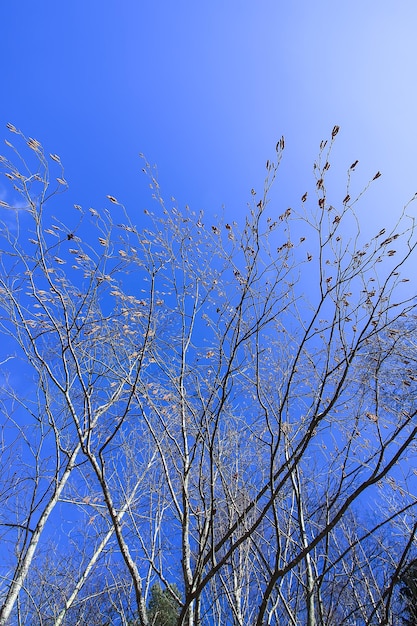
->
[0,125,417,625]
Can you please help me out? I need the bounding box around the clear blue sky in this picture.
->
[1,1,417,236]
[1,3,417,612]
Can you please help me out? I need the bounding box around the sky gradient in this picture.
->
[1,1,416,233]
[1,4,417,621]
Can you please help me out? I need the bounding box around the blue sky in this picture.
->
[1,3,417,618]
[1,1,417,232]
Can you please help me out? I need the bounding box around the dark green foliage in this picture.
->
[147,584,181,626]
[400,561,417,626]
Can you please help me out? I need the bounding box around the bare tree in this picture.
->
[0,124,416,625]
